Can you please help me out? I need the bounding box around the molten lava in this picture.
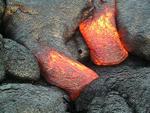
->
[80,5,128,65]
[35,47,99,101]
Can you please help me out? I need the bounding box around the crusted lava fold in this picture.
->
[80,0,128,65]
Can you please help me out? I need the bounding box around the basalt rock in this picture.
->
[76,56,150,113]
[117,0,150,61]
[0,35,5,82]
[0,84,68,113]
[3,0,93,60]
[88,92,132,113]
[4,39,40,81]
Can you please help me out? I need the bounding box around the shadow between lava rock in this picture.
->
[0,35,5,82]
[0,0,5,32]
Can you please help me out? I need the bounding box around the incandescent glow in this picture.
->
[80,6,128,65]
[35,47,99,101]
[90,12,114,34]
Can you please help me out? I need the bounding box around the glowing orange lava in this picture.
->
[80,5,128,65]
[35,47,99,101]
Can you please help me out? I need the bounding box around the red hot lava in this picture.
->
[35,47,99,101]
[80,3,128,65]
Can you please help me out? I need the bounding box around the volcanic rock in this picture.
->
[76,56,150,113]
[4,39,40,81]
[3,0,92,60]
[0,84,68,113]
[117,0,150,61]
[88,92,132,113]
[0,35,5,81]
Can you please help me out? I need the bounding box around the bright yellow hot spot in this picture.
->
[90,11,118,37]
[49,50,87,71]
